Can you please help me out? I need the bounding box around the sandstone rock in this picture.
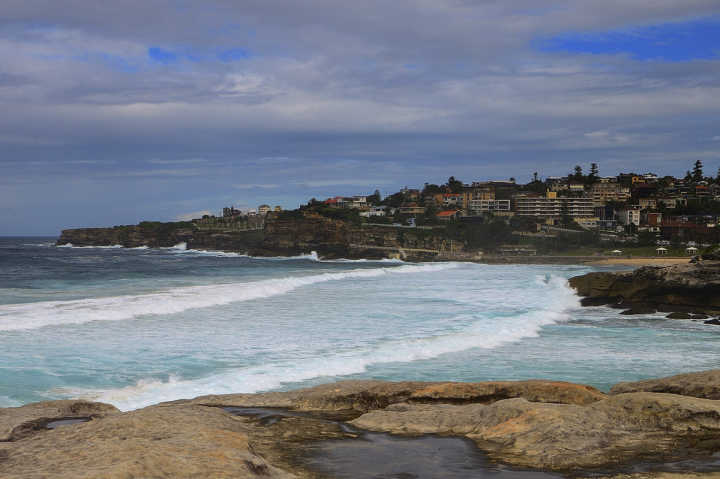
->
[351,392,720,470]
[0,403,298,479]
[0,400,119,442]
[610,370,720,399]
[6,376,720,477]
[188,379,606,413]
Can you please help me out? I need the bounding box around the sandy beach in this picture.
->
[586,257,691,267]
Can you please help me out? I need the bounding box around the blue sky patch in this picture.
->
[148,47,178,63]
[542,17,720,61]
[218,48,251,62]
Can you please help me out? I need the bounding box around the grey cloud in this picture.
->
[2,1,720,234]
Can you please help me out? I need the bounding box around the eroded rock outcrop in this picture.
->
[5,374,720,477]
[0,400,119,442]
[611,369,720,399]
[352,392,720,470]
[0,403,300,479]
[188,379,607,412]
[568,261,720,315]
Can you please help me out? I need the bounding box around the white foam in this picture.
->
[321,257,405,264]
[257,251,320,261]
[0,263,459,331]
[0,395,22,407]
[56,244,123,249]
[66,273,577,411]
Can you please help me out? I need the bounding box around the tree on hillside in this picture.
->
[422,183,443,196]
[684,170,693,183]
[587,163,599,184]
[367,189,381,204]
[692,160,704,183]
[447,176,463,193]
[571,165,583,182]
[382,191,405,208]
[533,172,539,182]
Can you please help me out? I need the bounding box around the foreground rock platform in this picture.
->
[3,375,720,478]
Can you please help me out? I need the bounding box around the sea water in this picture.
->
[1,237,718,411]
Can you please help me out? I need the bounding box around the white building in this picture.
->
[617,206,641,226]
[468,199,511,215]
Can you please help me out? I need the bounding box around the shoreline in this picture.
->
[50,241,693,267]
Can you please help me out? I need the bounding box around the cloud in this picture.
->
[2,1,720,233]
[148,158,209,164]
[233,183,280,189]
[293,179,393,188]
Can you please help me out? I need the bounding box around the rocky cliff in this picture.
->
[57,213,455,260]
[5,371,720,477]
[568,261,720,316]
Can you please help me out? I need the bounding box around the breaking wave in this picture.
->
[0,263,460,331]
[63,273,578,411]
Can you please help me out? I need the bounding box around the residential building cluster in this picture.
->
[316,163,720,245]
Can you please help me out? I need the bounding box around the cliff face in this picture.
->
[57,214,456,260]
[569,261,720,315]
[57,224,265,252]
[257,213,453,260]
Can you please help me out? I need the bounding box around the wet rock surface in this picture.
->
[4,375,720,477]
[568,262,720,316]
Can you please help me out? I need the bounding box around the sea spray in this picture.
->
[68,272,579,411]
[0,263,459,331]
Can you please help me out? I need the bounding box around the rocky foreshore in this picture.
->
[569,256,720,319]
[4,372,720,478]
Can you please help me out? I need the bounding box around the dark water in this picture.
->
[226,407,560,479]
[308,433,561,479]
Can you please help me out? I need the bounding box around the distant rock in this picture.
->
[569,262,720,316]
[666,312,693,319]
[705,318,720,325]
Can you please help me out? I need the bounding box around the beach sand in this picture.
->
[586,257,691,267]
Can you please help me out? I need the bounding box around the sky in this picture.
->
[1,1,720,235]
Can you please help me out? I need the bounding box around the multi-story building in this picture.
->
[398,203,425,215]
[441,193,465,207]
[638,198,657,210]
[589,181,631,206]
[257,204,271,216]
[359,206,387,218]
[617,206,641,226]
[468,199,511,215]
[513,192,594,218]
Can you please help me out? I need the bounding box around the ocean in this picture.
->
[1,236,718,412]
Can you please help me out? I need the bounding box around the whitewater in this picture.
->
[2,238,719,411]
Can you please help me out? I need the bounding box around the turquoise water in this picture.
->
[1,237,718,411]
